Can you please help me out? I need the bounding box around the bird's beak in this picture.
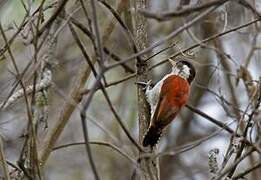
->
[168,58,177,68]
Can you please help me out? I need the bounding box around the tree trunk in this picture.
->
[134,0,160,179]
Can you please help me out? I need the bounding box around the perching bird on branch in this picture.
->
[142,59,196,147]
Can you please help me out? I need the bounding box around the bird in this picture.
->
[142,59,196,147]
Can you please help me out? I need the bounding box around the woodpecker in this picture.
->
[142,59,196,147]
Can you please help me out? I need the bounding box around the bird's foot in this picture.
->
[136,80,153,91]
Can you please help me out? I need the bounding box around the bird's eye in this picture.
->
[177,63,183,69]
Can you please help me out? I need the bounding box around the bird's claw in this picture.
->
[136,80,152,91]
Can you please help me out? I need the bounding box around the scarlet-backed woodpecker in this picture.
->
[142,59,196,147]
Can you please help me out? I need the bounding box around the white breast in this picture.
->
[145,74,173,120]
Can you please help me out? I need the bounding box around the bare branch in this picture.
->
[140,0,231,21]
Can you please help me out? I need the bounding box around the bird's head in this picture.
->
[169,59,196,83]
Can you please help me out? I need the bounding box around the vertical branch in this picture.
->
[0,22,35,179]
[0,137,10,180]
[78,0,101,179]
[134,0,160,180]
[134,0,150,143]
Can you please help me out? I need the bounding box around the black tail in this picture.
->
[142,125,162,147]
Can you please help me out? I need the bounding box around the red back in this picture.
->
[153,75,190,127]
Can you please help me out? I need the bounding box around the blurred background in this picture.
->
[0,0,261,179]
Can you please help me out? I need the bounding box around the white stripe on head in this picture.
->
[182,64,190,78]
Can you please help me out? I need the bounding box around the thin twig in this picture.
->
[70,19,143,152]
[90,0,104,65]
[35,0,69,38]
[80,110,101,180]
[140,0,231,21]
[70,1,143,153]
[39,62,92,165]
[186,104,235,134]
[237,0,261,18]
[70,18,134,73]
[53,141,137,165]
[0,22,38,178]
[186,104,261,154]
[99,85,143,152]
[39,0,130,166]
[226,82,261,178]
[214,148,255,179]
[150,17,261,69]
[106,6,221,71]
[232,162,261,179]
